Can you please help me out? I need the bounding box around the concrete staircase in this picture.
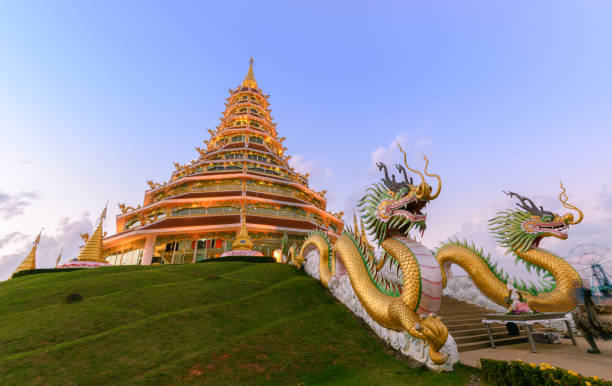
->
[438,296,529,352]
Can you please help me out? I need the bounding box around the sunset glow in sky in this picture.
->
[1,1,612,281]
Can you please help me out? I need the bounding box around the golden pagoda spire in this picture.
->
[12,230,42,276]
[241,57,258,88]
[77,204,107,262]
[232,205,254,251]
[55,249,63,268]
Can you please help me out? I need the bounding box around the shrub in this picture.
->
[197,256,276,264]
[12,268,84,279]
[480,358,611,386]
[65,293,83,303]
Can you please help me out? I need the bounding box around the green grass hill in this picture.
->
[0,262,478,385]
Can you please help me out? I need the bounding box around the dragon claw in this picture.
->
[419,315,449,365]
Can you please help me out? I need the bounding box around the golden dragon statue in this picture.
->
[294,145,453,368]
[436,182,583,313]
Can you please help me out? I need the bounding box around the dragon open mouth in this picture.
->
[393,209,427,223]
[538,222,568,238]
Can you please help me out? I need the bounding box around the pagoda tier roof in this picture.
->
[118,196,341,229]
[136,193,333,217]
[103,215,337,249]
[224,109,273,122]
[167,190,308,205]
[203,144,285,163]
[224,100,270,114]
[208,130,282,150]
[143,173,325,207]
[178,158,292,173]
[208,141,281,155]
[141,215,319,231]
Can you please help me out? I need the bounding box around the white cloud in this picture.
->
[289,154,333,189]
[0,213,93,280]
[370,131,432,175]
[0,191,40,219]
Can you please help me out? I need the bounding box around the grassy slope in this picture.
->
[0,263,478,385]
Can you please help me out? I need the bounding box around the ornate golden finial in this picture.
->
[147,180,161,189]
[99,202,108,223]
[242,57,258,88]
[353,212,359,233]
[332,211,344,220]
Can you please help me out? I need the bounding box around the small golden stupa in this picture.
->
[12,231,42,277]
[232,212,254,251]
[58,205,111,268]
[77,205,108,262]
[222,206,262,257]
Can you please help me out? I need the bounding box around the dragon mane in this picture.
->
[488,209,542,255]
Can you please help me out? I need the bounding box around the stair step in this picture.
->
[437,296,536,352]
[458,336,528,352]
[454,332,513,344]
[444,318,485,326]
[450,326,507,337]
[438,309,490,317]
[445,322,491,330]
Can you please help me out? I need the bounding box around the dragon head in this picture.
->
[359,144,441,245]
[489,182,583,254]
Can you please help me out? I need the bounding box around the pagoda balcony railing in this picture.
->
[193,183,243,192]
[229,111,267,120]
[246,183,315,203]
[124,204,328,232]
[232,99,263,107]
[168,205,322,226]
[171,206,241,217]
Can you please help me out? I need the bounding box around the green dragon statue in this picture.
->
[436,182,584,312]
[294,145,456,368]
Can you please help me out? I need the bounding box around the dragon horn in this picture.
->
[559,181,583,225]
[397,143,425,185]
[423,154,441,200]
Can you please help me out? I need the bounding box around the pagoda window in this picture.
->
[250,122,261,128]
[247,154,267,162]
[231,135,245,142]
[125,218,141,230]
[249,136,263,144]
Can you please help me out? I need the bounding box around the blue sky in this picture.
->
[1,1,611,281]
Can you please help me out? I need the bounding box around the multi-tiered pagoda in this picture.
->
[103,59,344,265]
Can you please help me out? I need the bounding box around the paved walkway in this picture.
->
[459,337,612,380]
